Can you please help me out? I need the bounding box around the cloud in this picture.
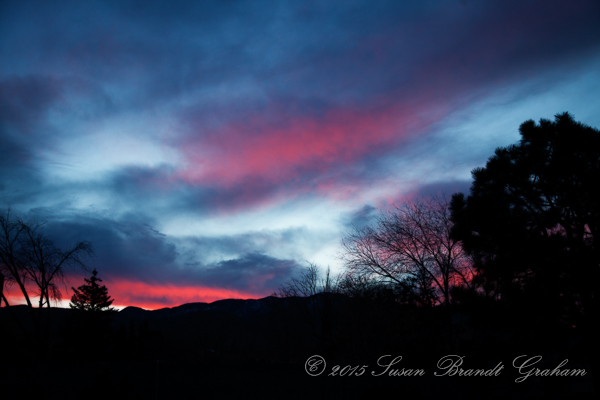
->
[7,210,302,306]
[196,252,297,291]
[341,204,377,231]
[0,75,63,132]
[2,0,599,308]
[177,101,425,186]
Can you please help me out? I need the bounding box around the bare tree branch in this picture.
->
[340,195,472,307]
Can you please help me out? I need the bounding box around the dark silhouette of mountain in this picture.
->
[118,295,283,320]
[0,294,595,400]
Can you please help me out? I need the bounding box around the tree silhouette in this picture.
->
[0,271,4,304]
[0,210,94,309]
[0,209,93,348]
[341,195,472,308]
[65,269,115,361]
[275,264,340,358]
[451,113,599,311]
[450,112,600,391]
[275,263,339,298]
[70,269,115,312]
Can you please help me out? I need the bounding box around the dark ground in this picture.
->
[0,295,595,399]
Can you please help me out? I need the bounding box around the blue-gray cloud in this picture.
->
[2,0,599,306]
[18,209,300,293]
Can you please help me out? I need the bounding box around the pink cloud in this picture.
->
[177,102,435,193]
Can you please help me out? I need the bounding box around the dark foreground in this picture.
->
[0,295,595,399]
[1,360,595,400]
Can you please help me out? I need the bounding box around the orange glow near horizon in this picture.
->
[2,280,269,311]
[106,280,267,310]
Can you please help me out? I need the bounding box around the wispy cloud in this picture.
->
[2,0,599,307]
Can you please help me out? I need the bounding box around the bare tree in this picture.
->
[0,209,93,346]
[276,263,340,298]
[1,210,93,308]
[275,263,341,358]
[0,210,31,308]
[19,222,93,309]
[341,195,473,308]
[0,271,4,305]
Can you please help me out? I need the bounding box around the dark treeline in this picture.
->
[0,113,597,399]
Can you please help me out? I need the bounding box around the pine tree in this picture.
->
[69,269,115,312]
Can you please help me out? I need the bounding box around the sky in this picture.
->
[1,0,599,309]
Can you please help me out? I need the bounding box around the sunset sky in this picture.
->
[1,0,599,309]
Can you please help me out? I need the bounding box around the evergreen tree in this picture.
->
[450,113,599,313]
[450,112,600,392]
[70,269,115,312]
